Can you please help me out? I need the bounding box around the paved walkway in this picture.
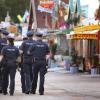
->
[0,69,100,100]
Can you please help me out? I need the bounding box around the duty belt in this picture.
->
[33,57,46,62]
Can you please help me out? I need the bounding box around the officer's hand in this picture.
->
[19,50,23,54]
[17,68,21,72]
[0,55,3,62]
[44,66,48,74]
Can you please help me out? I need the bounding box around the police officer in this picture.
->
[19,36,28,93]
[0,29,9,51]
[1,34,19,96]
[0,29,9,93]
[19,31,35,94]
[28,32,49,95]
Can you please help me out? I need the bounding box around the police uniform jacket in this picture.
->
[1,45,19,63]
[20,39,35,63]
[29,40,49,60]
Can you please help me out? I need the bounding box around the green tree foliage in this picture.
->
[0,0,30,22]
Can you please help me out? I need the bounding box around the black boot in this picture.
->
[0,90,2,93]
[39,92,44,95]
[25,91,30,94]
[10,93,14,96]
[3,91,8,95]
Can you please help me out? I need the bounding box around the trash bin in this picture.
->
[70,67,79,74]
[91,68,97,75]
[64,60,70,70]
[63,56,72,71]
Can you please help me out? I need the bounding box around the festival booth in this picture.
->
[67,24,100,74]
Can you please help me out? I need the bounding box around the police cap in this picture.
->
[27,31,33,37]
[35,32,43,37]
[0,29,9,35]
[7,33,15,40]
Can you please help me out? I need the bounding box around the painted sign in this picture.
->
[38,5,52,13]
[7,25,18,33]
[70,33,97,39]
[39,0,55,9]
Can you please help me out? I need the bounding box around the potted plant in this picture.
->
[49,42,57,61]
[48,39,57,68]
[70,48,79,74]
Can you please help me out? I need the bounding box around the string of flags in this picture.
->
[17,0,82,30]
[17,10,29,23]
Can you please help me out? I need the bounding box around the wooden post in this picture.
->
[32,0,37,29]
[28,0,37,30]
[28,2,33,30]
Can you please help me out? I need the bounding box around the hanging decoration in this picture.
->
[69,0,74,13]
[38,0,55,13]
[52,3,59,20]
[50,0,82,30]
[17,15,23,23]
[59,6,64,17]
[73,0,81,26]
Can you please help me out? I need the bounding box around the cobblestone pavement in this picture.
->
[0,70,100,100]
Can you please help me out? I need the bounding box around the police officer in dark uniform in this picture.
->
[0,29,9,51]
[19,31,35,94]
[1,34,19,96]
[28,32,49,95]
[19,36,28,93]
[0,29,9,93]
